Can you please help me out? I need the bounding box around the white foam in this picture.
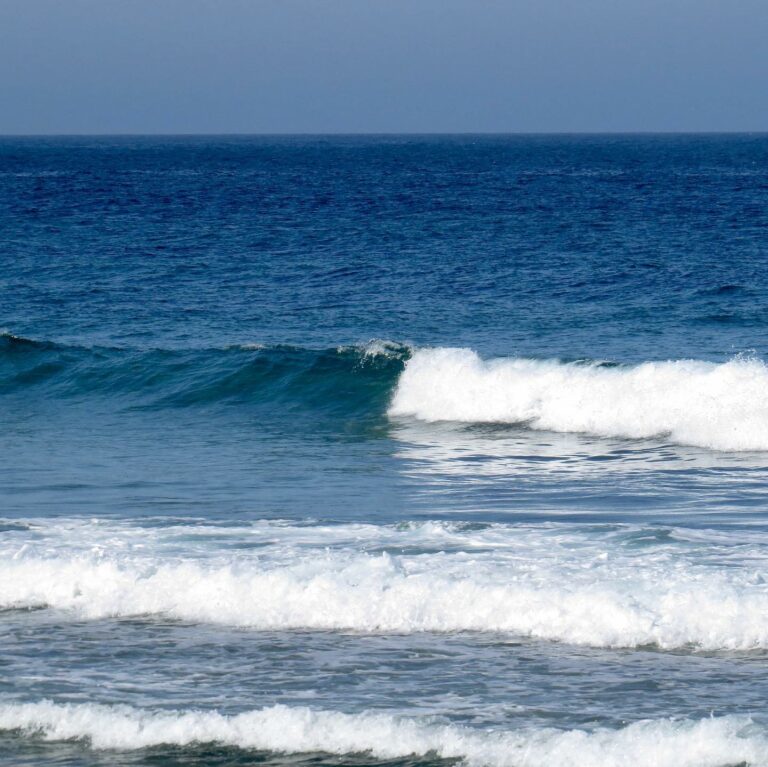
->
[0,700,764,766]
[334,339,410,358]
[5,519,768,650]
[388,348,768,451]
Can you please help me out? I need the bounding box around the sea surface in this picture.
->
[2,134,768,767]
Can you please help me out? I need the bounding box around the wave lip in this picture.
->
[0,700,765,767]
[388,348,768,451]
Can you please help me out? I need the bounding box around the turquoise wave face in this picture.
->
[0,333,409,416]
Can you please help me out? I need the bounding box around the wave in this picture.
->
[0,332,408,415]
[0,700,764,766]
[389,348,768,451]
[5,333,768,451]
[5,519,768,650]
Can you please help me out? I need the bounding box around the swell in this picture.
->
[0,333,408,417]
[0,700,764,767]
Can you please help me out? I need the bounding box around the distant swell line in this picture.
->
[0,700,764,767]
[389,348,768,451]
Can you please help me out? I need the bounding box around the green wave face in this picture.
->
[0,334,410,419]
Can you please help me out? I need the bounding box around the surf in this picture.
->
[5,518,768,651]
[6,332,768,452]
[389,347,768,451]
[0,700,764,767]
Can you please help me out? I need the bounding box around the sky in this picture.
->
[0,0,766,134]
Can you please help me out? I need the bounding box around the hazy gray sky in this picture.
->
[1,0,766,134]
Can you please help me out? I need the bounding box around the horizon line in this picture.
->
[1,130,767,139]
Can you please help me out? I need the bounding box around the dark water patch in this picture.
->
[696,284,751,297]
[0,521,31,533]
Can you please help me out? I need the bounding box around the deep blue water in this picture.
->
[2,135,768,767]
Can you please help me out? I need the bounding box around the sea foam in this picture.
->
[389,349,768,451]
[4,519,768,650]
[0,700,764,767]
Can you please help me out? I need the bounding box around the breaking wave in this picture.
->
[5,333,768,451]
[0,700,764,767]
[5,518,768,650]
[389,348,768,451]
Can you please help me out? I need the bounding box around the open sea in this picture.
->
[2,134,768,767]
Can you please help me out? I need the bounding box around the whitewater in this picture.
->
[389,348,768,452]
[4,519,768,650]
[1,700,766,767]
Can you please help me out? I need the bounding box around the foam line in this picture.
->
[4,545,768,649]
[0,701,764,766]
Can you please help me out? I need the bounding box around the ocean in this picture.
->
[2,134,768,767]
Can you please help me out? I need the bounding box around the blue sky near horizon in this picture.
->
[0,0,766,135]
